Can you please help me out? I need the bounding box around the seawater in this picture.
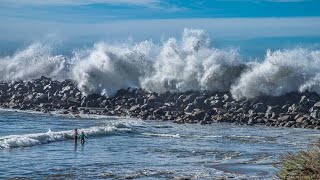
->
[1,110,320,179]
[1,29,320,100]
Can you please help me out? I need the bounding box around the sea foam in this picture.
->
[0,122,134,149]
[0,29,320,99]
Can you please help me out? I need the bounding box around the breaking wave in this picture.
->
[0,122,133,149]
[0,28,320,99]
[231,48,320,99]
[0,43,69,81]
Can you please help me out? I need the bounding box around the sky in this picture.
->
[1,0,320,56]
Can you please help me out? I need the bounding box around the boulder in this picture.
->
[33,84,44,93]
[14,83,28,93]
[0,83,8,92]
[129,105,140,112]
[86,100,100,107]
[135,97,145,105]
[224,102,240,109]
[193,96,206,107]
[296,116,307,123]
[147,95,157,105]
[210,100,224,108]
[33,93,48,104]
[184,104,196,113]
[278,115,294,122]
[253,103,268,113]
[183,94,197,104]
[213,108,227,115]
[114,89,127,97]
[191,110,206,120]
[153,108,165,116]
[67,97,81,107]
[222,94,229,102]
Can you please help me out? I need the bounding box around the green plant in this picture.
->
[276,143,320,180]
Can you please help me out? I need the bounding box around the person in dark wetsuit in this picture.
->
[74,129,78,144]
[79,131,87,143]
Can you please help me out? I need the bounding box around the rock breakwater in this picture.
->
[1,76,320,129]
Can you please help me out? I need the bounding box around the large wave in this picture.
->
[0,28,320,99]
[0,120,135,149]
[231,48,320,99]
[0,43,69,81]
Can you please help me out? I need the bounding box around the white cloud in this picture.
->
[1,17,320,43]
[1,0,160,6]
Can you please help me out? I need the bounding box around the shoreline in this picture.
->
[1,76,320,130]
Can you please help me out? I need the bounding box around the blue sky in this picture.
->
[1,0,320,56]
[1,0,320,22]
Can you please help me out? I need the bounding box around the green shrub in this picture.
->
[277,143,320,180]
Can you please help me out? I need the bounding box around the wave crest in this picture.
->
[1,29,320,99]
[231,48,320,99]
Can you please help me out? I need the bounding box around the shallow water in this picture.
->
[1,110,320,179]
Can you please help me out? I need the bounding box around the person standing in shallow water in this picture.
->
[74,129,78,144]
[79,131,87,143]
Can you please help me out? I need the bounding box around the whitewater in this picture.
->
[1,110,320,179]
[1,29,320,100]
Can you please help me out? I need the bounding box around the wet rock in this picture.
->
[311,110,320,119]
[193,96,205,107]
[33,93,49,104]
[222,94,229,102]
[31,84,42,93]
[67,97,81,107]
[135,97,145,105]
[147,95,157,105]
[115,89,127,97]
[296,116,307,124]
[184,104,196,113]
[191,110,206,120]
[213,108,227,115]
[183,94,197,104]
[0,83,9,92]
[14,83,28,93]
[129,105,140,112]
[253,103,268,113]
[278,115,294,122]
[1,76,320,130]
[224,101,240,110]
[153,108,165,116]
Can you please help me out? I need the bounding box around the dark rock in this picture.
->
[210,100,224,108]
[191,110,206,120]
[67,97,81,107]
[311,110,320,119]
[224,101,240,110]
[253,103,268,113]
[193,96,206,107]
[135,97,145,105]
[33,93,48,104]
[278,115,294,122]
[153,108,165,117]
[222,94,229,102]
[184,104,196,113]
[213,108,227,115]
[183,94,197,104]
[0,83,9,92]
[296,116,307,123]
[115,89,127,97]
[129,105,140,112]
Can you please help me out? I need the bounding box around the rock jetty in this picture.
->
[1,76,320,129]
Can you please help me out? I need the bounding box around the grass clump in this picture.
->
[277,143,320,180]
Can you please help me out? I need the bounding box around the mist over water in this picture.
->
[1,28,320,99]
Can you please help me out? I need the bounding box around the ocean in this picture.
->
[1,110,320,179]
[1,27,320,179]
